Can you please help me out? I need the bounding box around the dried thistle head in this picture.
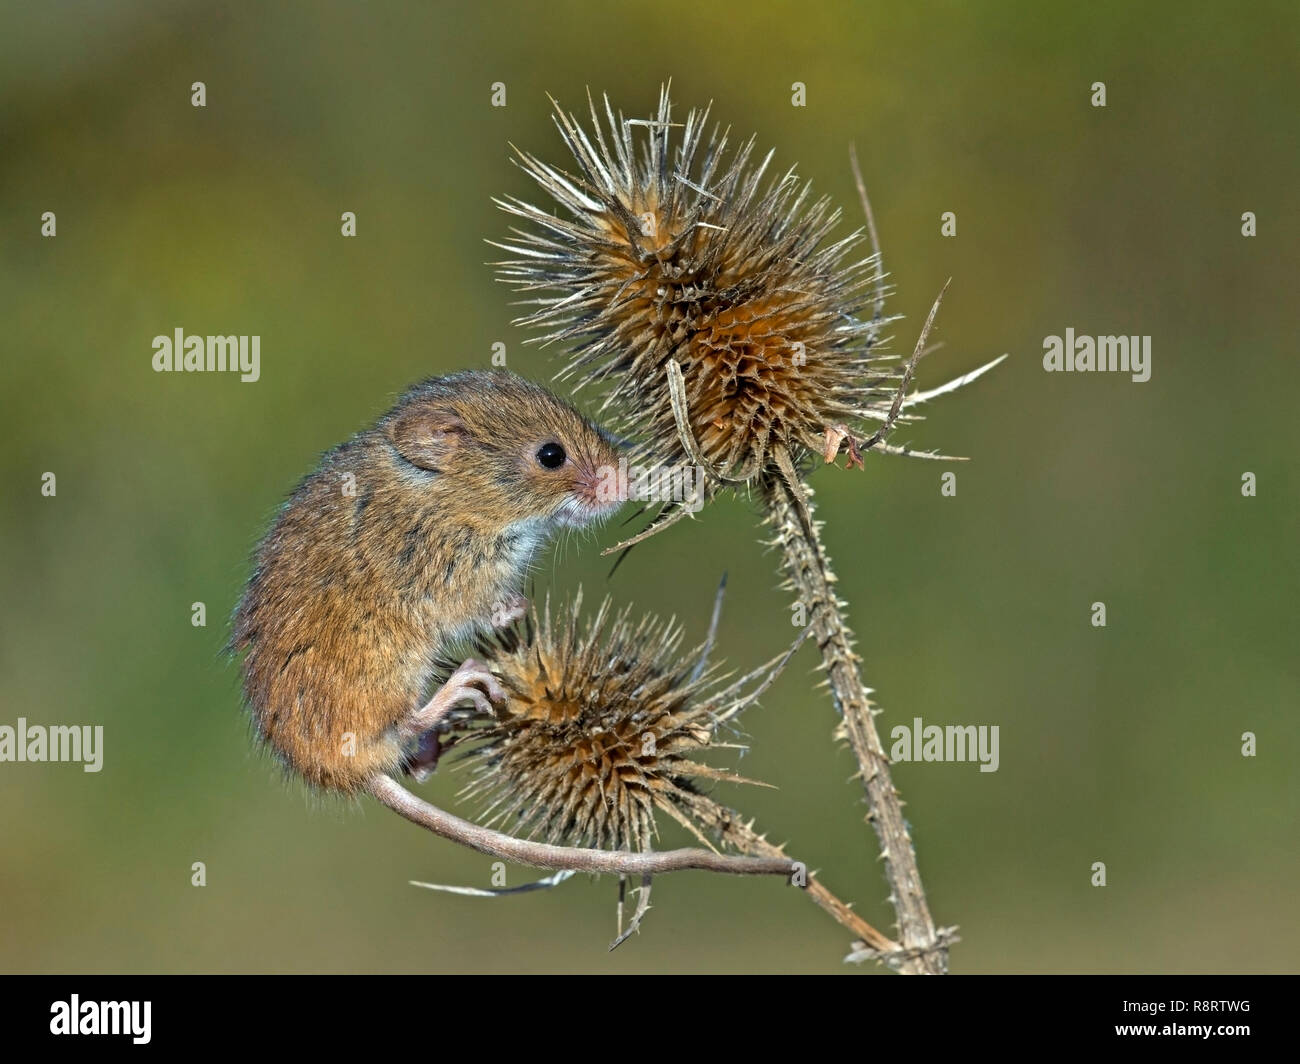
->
[494,86,905,490]
[450,591,797,854]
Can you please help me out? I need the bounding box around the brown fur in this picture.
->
[231,371,623,792]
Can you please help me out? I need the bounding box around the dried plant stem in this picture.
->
[712,810,899,958]
[367,773,797,878]
[762,474,948,974]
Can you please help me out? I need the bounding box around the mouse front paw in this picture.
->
[402,658,507,738]
[490,591,529,629]
[401,657,508,781]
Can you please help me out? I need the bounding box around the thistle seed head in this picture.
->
[494,86,904,486]
[451,591,790,853]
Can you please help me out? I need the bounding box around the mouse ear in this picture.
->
[388,406,465,471]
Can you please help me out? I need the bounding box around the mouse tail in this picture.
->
[365,773,797,878]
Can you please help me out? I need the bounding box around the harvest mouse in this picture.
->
[231,370,625,792]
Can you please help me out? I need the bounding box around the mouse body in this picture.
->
[231,370,624,792]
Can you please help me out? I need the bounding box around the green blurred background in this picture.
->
[2,1,1296,973]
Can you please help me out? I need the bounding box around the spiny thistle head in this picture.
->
[451,591,794,853]
[494,86,905,487]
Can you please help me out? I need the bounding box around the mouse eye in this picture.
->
[536,442,567,469]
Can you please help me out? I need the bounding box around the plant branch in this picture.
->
[761,475,949,974]
[710,807,900,959]
[367,772,798,878]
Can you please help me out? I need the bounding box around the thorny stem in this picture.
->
[762,474,949,974]
[712,809,899,958]
[367,773,798,878]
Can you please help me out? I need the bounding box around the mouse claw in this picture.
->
[491,591,529,629]
[449,657,507,706]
